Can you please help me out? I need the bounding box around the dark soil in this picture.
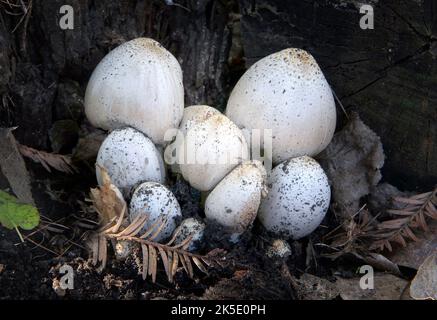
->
[0,160,338,300]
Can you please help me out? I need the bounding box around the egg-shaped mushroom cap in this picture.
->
[179,113,250,191]
[226,48,336,164]
[179,105,221,136]
[258,156,331,240]
[205,160,267,234]
[129,182,182,242]
[85,38,184,145]
[96,127,165,196]
[168,105,221,169]
[173,217,206,252]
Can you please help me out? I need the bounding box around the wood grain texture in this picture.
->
[238,0,437,188]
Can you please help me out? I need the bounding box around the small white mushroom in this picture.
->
[96,127,165,196]
[85,38,184,145]
[205,160,267,236]
[178,113,249,191]
[266,239,292,259]
[129,182,182,242]
[258,156,331,240]
[226,48,336,164]
[173,217,206,252]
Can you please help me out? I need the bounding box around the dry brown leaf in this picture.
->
[183,254,194,278]
[98,235,107,270]
[370,188,437,252]
[0,128,34,205]
[90,166,126,225]
[335,273,408,300]
[141,244,148,280]
[410,252,437,300]
[171,252,179,278]
[148,245,157,282]
[88,170,224,283]
[388,221,437,269]
[290,273,339,300]
[18,144,76,174]
[192,256,208,274]
[158,247,170,282]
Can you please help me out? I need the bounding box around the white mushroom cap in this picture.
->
[226,48,336,164]
[258,156,330,239]
[165,105,221,169]
[205,160,267,235]
[179,105,221,136]
[178,113,249,191]
[173,217,206,252]
[96,127,165,196]
[266,239,292,259]
[129,182,182,242]
[85,38,184,145]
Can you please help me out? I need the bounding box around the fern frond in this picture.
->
[90,208,224,283]
[18,144,77,174]
[88,166,225,283]
[369,187,437,251]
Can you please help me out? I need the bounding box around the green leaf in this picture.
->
[0,190,40,230]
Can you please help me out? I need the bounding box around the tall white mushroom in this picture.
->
[164,105,222,168]
[178,113,249,191]
[205,160,267,236]
[226,48,336,164]
[85,38,184,145]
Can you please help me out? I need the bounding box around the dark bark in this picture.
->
[239,0,437,189]
[0,0,232,147]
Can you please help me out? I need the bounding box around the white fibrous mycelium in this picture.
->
[226,48,336,164]
[258,156,331,240]
[129,182,182,242]
[96,127,165,196]
[84,37,184,145]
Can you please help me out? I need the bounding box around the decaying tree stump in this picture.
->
[238,0,437,189]
[0,0,436,189]
[0,0,231,147]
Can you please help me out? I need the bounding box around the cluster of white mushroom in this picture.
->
[84,37,335,251]
[226,48,335,240]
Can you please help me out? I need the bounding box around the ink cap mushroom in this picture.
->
[178,113,250,191]
[84,37,184,145]
[129,181,182,242]
[225,48,336,164]
[205,160,267,239]
[173,217,206,252]
[164,105,221,167]
[179,105,221,136]
[258,156,331,240]
[96,127,165,196]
